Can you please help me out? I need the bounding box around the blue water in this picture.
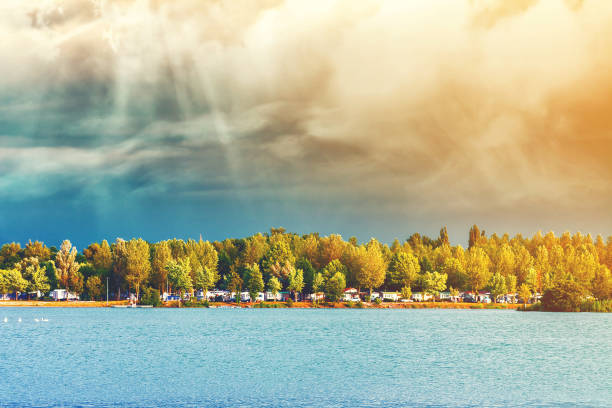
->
[0,308,610,407]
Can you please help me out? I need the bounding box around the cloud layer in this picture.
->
[1,0,611,246]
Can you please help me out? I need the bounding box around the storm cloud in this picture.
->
[1,0,611,247]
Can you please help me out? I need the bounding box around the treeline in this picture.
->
[1,226,611,304]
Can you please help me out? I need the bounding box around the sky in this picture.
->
[1,0,611,249]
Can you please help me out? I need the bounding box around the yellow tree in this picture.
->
[55,240,81,294]
[466,247,490,300]
[125,238,151,300]
[355,240,386,295]
[151,241,172,292]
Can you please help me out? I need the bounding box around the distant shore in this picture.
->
[0,300,522,309]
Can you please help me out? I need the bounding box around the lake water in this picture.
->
[0,308,610,407]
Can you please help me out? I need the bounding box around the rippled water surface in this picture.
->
[0,308,610,407]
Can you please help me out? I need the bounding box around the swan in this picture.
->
[17,317,22,322]
[34,318,39,322]
[2,317,7,323]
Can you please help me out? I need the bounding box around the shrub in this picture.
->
[355,301,364,308]
[286,298,294,308]
[541,280,585,312]
[580,299,612,313]
[374,298,382,305]
[140,288,161,307]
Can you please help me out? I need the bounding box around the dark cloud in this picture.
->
[1,0,612,247]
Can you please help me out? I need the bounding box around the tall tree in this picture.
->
[288,268,304,301]
[388,251,420,290]
[247,264,264,303]
[151,241,172,292]
[267,276,281,302]
[422,271,447,301]
[488,273,507,303]
[125,238,151,300]
[166,258,193,300]
[325,272,346,302]
[466,247,490,300]
[354,241,387,295]
[86,276,103,300]
[312,273,324,304]
[55,240,81,295]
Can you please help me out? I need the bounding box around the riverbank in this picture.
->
[0,300,129,307]
[1,300,521,309]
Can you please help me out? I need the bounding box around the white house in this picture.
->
[240,291,251,302]
[381,292,400,302]
[305,292,324,301]
[369,292,381,301]
[51,289,79,301]
[343,288,361,302]
[411,292,433,302]
[265,291,281,301]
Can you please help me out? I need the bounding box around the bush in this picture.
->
[140,288,161,307]
[355,301,364,308]
[286,298,294,308]
[580,299,612,313]
[364,295,371,302]
[541,280,585,312]
[183,300,209,308]
[374,298,382,305]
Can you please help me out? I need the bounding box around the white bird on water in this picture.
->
[41,318,48,322]
[17,317,22,322]
[34,318,39,322]
[3,317,7,323]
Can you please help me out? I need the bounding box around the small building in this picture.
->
[343,288,361,302]
[381,292,400,302]
[305,292,324,302]
[411,292,433,302]
[265,291,281,301]
[369,292,381,301]
[240,291,251,302]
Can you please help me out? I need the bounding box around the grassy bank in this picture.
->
[1,300,522,309]
[0,300,129,307]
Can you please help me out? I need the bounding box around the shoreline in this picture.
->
[0,300,522,309]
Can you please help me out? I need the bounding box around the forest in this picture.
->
[1,226,611,310]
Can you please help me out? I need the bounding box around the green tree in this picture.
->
[400,286,412,301]
[151,241,172,292]
[388,251,420,290]
[227,269,243,302]
[288,268,304,301]
[488,273,507,303]
[321,259,347,283]
[541,280,585,312]
[86,276,103,300]
[125,238,151,300]
[55,240,82,295]
[356,241,387,295]
[25,261,50,296]
[194,266,217,295]
[247,264,264,303]
[267,276,281,302]
[0,268,28,299]
[422,271,447,301]
[166,258,193,300]
[262,241,295,276]
[466,247,490,301]
[325,272,346,302]
[312,272,324,304]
